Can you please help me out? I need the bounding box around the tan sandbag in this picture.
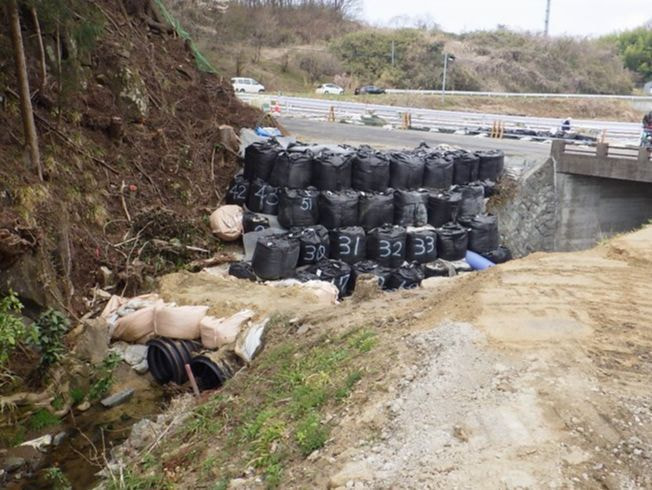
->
[112,306,156,342]
[210,205,243,242]
[200,309,255,349]
[154,304,209,340]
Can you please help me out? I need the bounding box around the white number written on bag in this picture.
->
[300,197,313,211]
[339,235,361,257]
[304,244,327,262]
[379,239,403,258]
[413,236,436,256]
[255,187,279,208]
[335,274,350,290]
[229,184,248,200]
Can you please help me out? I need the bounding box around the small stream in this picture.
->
[2,364,168,490]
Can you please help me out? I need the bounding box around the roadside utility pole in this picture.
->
[441,53,455,104]
[544,0,551,37]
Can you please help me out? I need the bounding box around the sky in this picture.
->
[361,0,652,36]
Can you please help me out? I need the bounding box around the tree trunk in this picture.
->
[30,6,47,91]
[8,0,43,181]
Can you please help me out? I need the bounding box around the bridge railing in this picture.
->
[554,140,651,163]
[552,140,652,184]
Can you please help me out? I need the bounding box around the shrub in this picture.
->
[296,51,343,83]
[0,291,37,369]
[34,309,70,367]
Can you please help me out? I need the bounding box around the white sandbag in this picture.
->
[266,279,339,305]
[210,205,244,242]
[200,309,255,349]
[154,305,209,340]
[299,280,340,305]
[112,306,158,343]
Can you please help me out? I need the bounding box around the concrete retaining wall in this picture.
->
[554,173,652,251]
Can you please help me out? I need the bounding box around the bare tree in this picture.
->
[7,0,43,181]
[29,6,47,91]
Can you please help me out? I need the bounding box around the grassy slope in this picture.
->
[109,315,385,489]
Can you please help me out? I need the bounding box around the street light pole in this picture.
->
[441,53,454,104]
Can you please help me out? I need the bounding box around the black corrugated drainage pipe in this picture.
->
[147,338,202,385]
[189,350,244,391]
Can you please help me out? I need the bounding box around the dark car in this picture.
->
[354,85,386,95]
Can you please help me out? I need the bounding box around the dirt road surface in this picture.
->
[317,226,652,489]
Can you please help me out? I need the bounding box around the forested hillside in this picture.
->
[167,0,650,94]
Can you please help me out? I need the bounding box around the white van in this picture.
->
[231,77,265,93]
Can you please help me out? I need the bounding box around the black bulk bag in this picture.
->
[358,191,394,230]
[427,191,462,227]
[329,226,366,265]
[269,150,313,189]
[436,223,468,261]
[394,189,429,227]
[466,214,499,254]
[458,183,485,217]
[352,149,390,192]
[423,154,454,189]
[406,227,438,264]
[278,187,319,228]
[294,269,321,282]
[389,152,425,190]
[476,149,505,181]
[319,190,359,229]
[247,178,280,215]
[312,152,353,190]
[423,261,453,278]
[226,174,250,206]
[244,141,278,182]
[243,212,270,233]
[481,179,498,197]
[481,245,513,264]
[367,225,407,268]
[252,234,300,280]
[228,261,257,282]
[452,152,480,185]
[387,263,424,290]
[350,260,392,292]
[293,225,330,266]
[306,259,352,297]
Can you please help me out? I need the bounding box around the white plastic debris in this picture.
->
[21,434,53,452]
[235,318,269,363]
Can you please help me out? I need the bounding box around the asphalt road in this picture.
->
[279,117,551,160]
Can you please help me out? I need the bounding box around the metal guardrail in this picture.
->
[238,94,644,143]
[385,89,652,102]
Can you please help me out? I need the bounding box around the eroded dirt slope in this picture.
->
[124,226,652,489]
